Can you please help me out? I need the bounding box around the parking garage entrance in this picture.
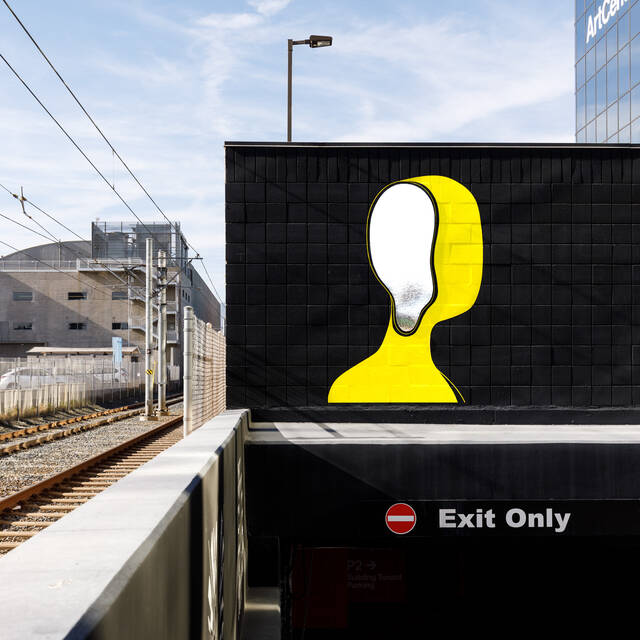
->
[280,535,640,638]
[246,423,640,637]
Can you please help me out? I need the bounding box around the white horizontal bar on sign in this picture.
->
[387,515,415,522]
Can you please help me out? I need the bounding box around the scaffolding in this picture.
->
[91,221,188,262]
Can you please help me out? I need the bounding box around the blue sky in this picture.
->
[0,0,574,300]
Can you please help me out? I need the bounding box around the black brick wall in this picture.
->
[225,144,640,413]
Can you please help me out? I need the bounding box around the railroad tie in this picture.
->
[0,531,36,538]
[0,520,49,528]
[0,541,20,550]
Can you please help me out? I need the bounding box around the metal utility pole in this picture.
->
[183,305,194,437]
[157,249,168,415]
[287,39,293,142]
[287,35,333,142]
[142,237,157,420]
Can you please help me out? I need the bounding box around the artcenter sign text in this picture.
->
[586,0,629,44]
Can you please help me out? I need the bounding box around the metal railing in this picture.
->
[0,356,179,421]
[0,258,145,272]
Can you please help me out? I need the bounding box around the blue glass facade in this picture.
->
[575,0,640,142]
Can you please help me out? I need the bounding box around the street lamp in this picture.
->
[287,35,333,142]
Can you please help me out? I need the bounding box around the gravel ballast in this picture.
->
[0,403,182,498]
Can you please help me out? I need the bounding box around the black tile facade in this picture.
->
[226,144,640,411]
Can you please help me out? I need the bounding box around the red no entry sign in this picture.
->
[385,503,417,535]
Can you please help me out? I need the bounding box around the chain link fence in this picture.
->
[0,356,179,421]
[183,307,226,434]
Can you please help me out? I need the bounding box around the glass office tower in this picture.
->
[575,0,640,142]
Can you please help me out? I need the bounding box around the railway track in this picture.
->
[0,396,182,457]
[0,403,143,441]
[0,414,183,554]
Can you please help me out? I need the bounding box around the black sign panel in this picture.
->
[361,500,640,537]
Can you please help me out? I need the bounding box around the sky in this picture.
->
[0,0,575,302]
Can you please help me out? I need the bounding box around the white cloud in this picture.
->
[247,0,293,17]
[95,56,185,87]
[0,0,575,300]
[196,12,262,30]
[288,8,574,142]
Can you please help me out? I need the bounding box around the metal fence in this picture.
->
[183,307,226,435]
[0,357,179,421]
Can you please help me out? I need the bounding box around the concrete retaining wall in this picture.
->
[0,409,248,640]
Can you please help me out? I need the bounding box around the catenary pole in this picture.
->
[142,237,157,420]
[157,249,168,415]
[183,305,194,437]
[287,39,293,142]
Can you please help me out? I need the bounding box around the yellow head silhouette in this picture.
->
[328,175,483,403]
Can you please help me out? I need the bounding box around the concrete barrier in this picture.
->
[0,409,249,640]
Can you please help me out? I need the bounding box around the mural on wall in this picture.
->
[328,175,483,403]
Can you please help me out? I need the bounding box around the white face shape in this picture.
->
[368,182,437,333]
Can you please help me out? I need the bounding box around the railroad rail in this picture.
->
[0,393,182,442]
[0,396,182,456]
[0,414,183,554]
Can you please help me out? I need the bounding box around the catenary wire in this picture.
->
[1,0,224,304]
[0,210,133,290]
[0,181,144,289]
[0,210,58,244]
[2,0,180,235]
[21,196,147,288]
[0,52,175,260]
[0,181,203,301]
[0,237,116,297]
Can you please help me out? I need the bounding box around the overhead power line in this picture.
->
[1,0,224,303]
[0,209,57,244]
[0,181,206,302]
[0,181,143,289]
[0,207,135,289]
[2,0,178,233]
[0,52,174,259]
[0,236,114,297]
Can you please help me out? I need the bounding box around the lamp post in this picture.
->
[287,35,333,142]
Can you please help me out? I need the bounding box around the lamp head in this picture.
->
[309,35,333,48]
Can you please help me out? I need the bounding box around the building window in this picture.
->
[620,124,631,143]
[620,44,631,96]
[596,67,607,114]
[586,76,596,121]
[607,103,618,139]
[12,291,32,301]
[68,291,87,300]
[577,86,586,129]
[68,322,87,330]
[606,23,618,63]
[631,34,640,88]
[13,322,32,330]
[631,83,640,120]
[596,111,607,142]
[112,290,128,300]
[586,46,596,81]
[112,322,128,330]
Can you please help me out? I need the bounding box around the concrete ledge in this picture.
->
[249,420,640,444]
[0,409,248,640]
[249,405,640,424]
